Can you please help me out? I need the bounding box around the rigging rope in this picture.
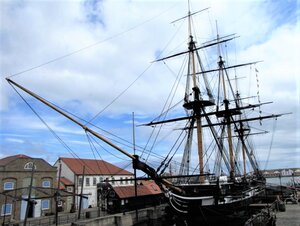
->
[88,8,187,126]
[6,4,177,79]
[9,80,137,179]
[142,56,188,162]
[158,124,188,175]
[87,63,154,125]
[85,132,106,175]
[7,83,171,165]
[88,133,129,161]
[264,118,277,170]
[8,83,102,176]
[255,67,262,125]
[86,132,132,178]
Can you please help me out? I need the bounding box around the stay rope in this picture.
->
[264,118,277,170]
[8,83,103,176]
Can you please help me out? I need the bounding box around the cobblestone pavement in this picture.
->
[276,203,300,226]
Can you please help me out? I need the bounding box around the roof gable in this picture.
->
[60,177,73,186]
[60,157,133,175]
[59,177,74,190]
[113,181,162,199]
[0,154,31,166]
[0,154,56,172]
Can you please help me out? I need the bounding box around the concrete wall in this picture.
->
[5,204,167,226]
[70,205,166,226]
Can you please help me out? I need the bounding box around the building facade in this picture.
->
[0,154,57,224]
[54,157,134,211]
[98,180,164,213]
[261,168,300,177]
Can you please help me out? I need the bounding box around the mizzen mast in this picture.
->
[215,21,238,180]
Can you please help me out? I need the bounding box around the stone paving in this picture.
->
[276,203,300,226]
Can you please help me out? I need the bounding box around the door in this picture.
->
[20,196,36,220]
[20,197,27,220]
[34,199,41,218]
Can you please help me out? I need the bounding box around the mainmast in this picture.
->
[183,9,215,183]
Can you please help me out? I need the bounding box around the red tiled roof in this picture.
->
[60,157,133,176]
[59,177,74,190]
[0,154,31,166]
[113,181,162,199]
[60,177,73,186]
[140,180,162,195]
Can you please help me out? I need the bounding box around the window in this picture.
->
[78,177,83,186]
[1,204,12,216]
[86,178,90,186]
[125,177,128,184]
[99,177,103,182]
[42,180,50,188]
[4,182,14,190]
[120,177,123,184]
[93,177,96,186]
[67,187,73,192]
[24,162,36,170]
[41,200,50,210]
[111,177,115,185]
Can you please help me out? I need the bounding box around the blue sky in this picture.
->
[0,0,299,173]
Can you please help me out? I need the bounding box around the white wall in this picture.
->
[54,159,134,208]
[76,174,134,207]
[55,160,75,183]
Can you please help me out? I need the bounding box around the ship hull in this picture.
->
[165,182,265,225]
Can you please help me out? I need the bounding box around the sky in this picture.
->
[0,0,299,174]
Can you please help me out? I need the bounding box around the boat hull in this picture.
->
[165,183,265,225]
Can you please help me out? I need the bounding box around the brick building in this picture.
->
[54,157,134,211]
[0,154,57,223]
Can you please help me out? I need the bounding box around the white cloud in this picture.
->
[5,138,25,144]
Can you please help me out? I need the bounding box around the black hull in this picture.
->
[165,182,267,225]
[166,197,255,226]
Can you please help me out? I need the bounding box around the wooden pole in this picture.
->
[24,163,35,226]
[2,194,7,226]
[78,166,85,219]
[132,112,138,222]
[55,160,62,225]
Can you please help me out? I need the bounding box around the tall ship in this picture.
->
[7,5,286,226]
